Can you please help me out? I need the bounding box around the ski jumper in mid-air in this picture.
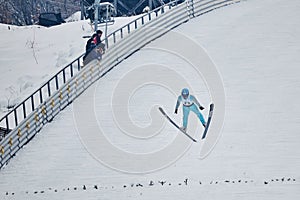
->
[174,88,206,131]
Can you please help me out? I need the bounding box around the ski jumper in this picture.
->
[175,95,206,129]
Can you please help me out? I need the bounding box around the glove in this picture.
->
[174,109,178,114]
[199,106,205,110]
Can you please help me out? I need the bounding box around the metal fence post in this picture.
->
[70,64,74,77]
[14,109,18,127]
[63,69,66,84]
[55,76,59,90]
[31,95,35,111]
[47,82,51,97]
[39,88,43,104]
[5,116,9,134]
[22,102,26,119]
[77,59,81,71]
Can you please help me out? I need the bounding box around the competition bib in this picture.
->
[181,96,193,106]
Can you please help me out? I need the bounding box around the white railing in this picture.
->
[0,0,239,169]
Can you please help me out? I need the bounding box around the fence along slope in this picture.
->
[0,0,239,169]
[0,1,180,141]
[0,0,187,169]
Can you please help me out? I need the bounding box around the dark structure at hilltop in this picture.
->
[0,0,181,26]
[0,0,80,26]
[0,0,80,25]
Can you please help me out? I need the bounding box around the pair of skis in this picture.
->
[159,103,214,142]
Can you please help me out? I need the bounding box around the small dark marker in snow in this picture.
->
[287,178,291,181]
[74,187,77,190]
[12,193,15,195]
[83,185,86,190]
[54,190,57,192]
[159,181,166,186]
[94,185,98,189]
[184,179,188,185]
[123,185,127,188]
[225,180,230,183]
[34,191,38,194]
[41,191,45,193]
[238,180,241,183]
[149,181,154,186]
[276,179,279,181]
[264,181,268,185]
[6,192,8,195]
[293,179,296,181]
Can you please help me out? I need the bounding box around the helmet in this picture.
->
[96,30,103,35]
[181,88,189,98]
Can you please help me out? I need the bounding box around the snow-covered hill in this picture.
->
[0,0,300,199]
[0,15,139,118]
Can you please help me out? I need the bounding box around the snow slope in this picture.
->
[0,0,300,199]
[0,13,140,118]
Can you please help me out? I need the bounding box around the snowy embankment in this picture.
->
[0,13,140,118]
[0,0,300,200]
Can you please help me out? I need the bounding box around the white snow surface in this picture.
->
[1,0,300,199]
[0,14,139,117]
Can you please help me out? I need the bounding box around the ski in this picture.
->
[158,107,197,142]
[202,103,214,139]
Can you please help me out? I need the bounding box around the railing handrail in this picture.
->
[0,0,239,169]
[105,3,172,39]
[0,0,181,124]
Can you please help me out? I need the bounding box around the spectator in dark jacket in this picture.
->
[83,34,97,62]
[86,33,97,53]
[93,30,105,55]
[93,30,103,45]
[83,30,105,66]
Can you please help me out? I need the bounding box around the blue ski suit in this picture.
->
[175,95,206,129]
